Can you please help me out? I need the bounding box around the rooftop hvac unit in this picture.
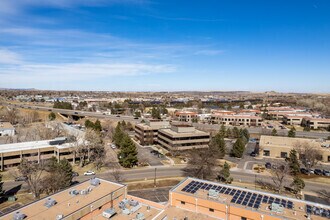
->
[208,189,219,198]
[136,213,145,220]
[13,211,27,220]
[130,204,142,214]
[80,190,88,195]
[122,208,130,215]
[44,197,57,208]
[119,201,126,209]
[90,178,100,186]
[69,189,79,195]
[56,214,64,220]
[129,199,139,207]
[102,208,116,219]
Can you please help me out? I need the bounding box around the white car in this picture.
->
[84,171,95,176]
[110,144,116,149]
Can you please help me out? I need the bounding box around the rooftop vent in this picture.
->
[44,197,57,208]
[136,213,145,220]
[56,214,64,220]
[69,189,79,195]
[90,178,100,186]
[129,199,139,207]
[13,211,27,220]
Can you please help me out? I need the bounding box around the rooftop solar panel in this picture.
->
[248,201,254,207]
[220,187,226,193]
[268,197,274,204]
[224,188,231,194]
[253,202,260,209]
[230,189,236,196]
[262,196,269,203]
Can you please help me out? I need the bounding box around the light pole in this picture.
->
[154,168,157,187]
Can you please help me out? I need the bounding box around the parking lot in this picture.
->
[129,187,170,203]
[137,145,164,166]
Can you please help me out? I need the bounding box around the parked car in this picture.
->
[84,171,95,176]
[314,169,323,175]
[308,169,315,174]
[74,112,79,114]
[265,162,271,169]
[110,144,116,149]
[323,170,330,176]
[300,168,309,175]
[15,176,28,182]
[250,152,257,157]
[72,172,79,177]
[116,115,120,117]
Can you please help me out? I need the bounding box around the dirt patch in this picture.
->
[126,177,183,191]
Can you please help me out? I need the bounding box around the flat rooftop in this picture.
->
[1,179,125,220]
[171,177,330,220]
[260,135,330,149]
[0,139,76,154]
[159,127,209,138]
[0,122,14,130]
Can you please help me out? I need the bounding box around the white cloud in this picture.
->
[0,62,175,85]
[0,49,22,64]
[194,49,225,56]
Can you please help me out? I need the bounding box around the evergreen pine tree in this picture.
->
[118,135,138,168]
[94,119,102,132]
[291,176,305,195]
[217,162,233,184]
[232,127,240,138]
[231,138,245,158]
[113,123,124,147]
[271,128,278,136]
[226,128,233,138]
[58,158,73,187]
[210,133,226,158]
[287,149,300,176]
[219,124,227,137]
[288,128,296,137]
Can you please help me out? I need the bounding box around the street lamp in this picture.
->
[154,168,157,187]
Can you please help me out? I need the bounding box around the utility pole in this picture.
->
[255,174,257,190]
[154,168,157,187]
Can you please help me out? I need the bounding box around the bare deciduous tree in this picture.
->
[270,162,291,193]
[18,159,45,199]
[109,167,125,183]
[186,146,218,180]
[294,141,322,169]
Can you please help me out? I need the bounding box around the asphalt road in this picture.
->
[1,102,140,122]
[3,165,328,196]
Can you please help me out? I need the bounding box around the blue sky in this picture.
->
[0,0,329,92]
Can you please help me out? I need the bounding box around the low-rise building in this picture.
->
[3,177,330,220]
[134,120,170,145]
[157,124,210,150]
[211,114,263,126]
[0,122,15,136]
[259,135,330,162]
[282,114,314,126]
[175,111,198,122]
[306,118,330,130]
[0,137,81,171]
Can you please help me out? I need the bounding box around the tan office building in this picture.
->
[211,114,263,126]
[306,118,330,130]
[157,124,210,151]
[175,111,198,122]
[259,135,330,162]
[0,137,79,171]
[134,119,170,145]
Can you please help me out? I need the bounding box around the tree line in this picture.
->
[113,121,138,168]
